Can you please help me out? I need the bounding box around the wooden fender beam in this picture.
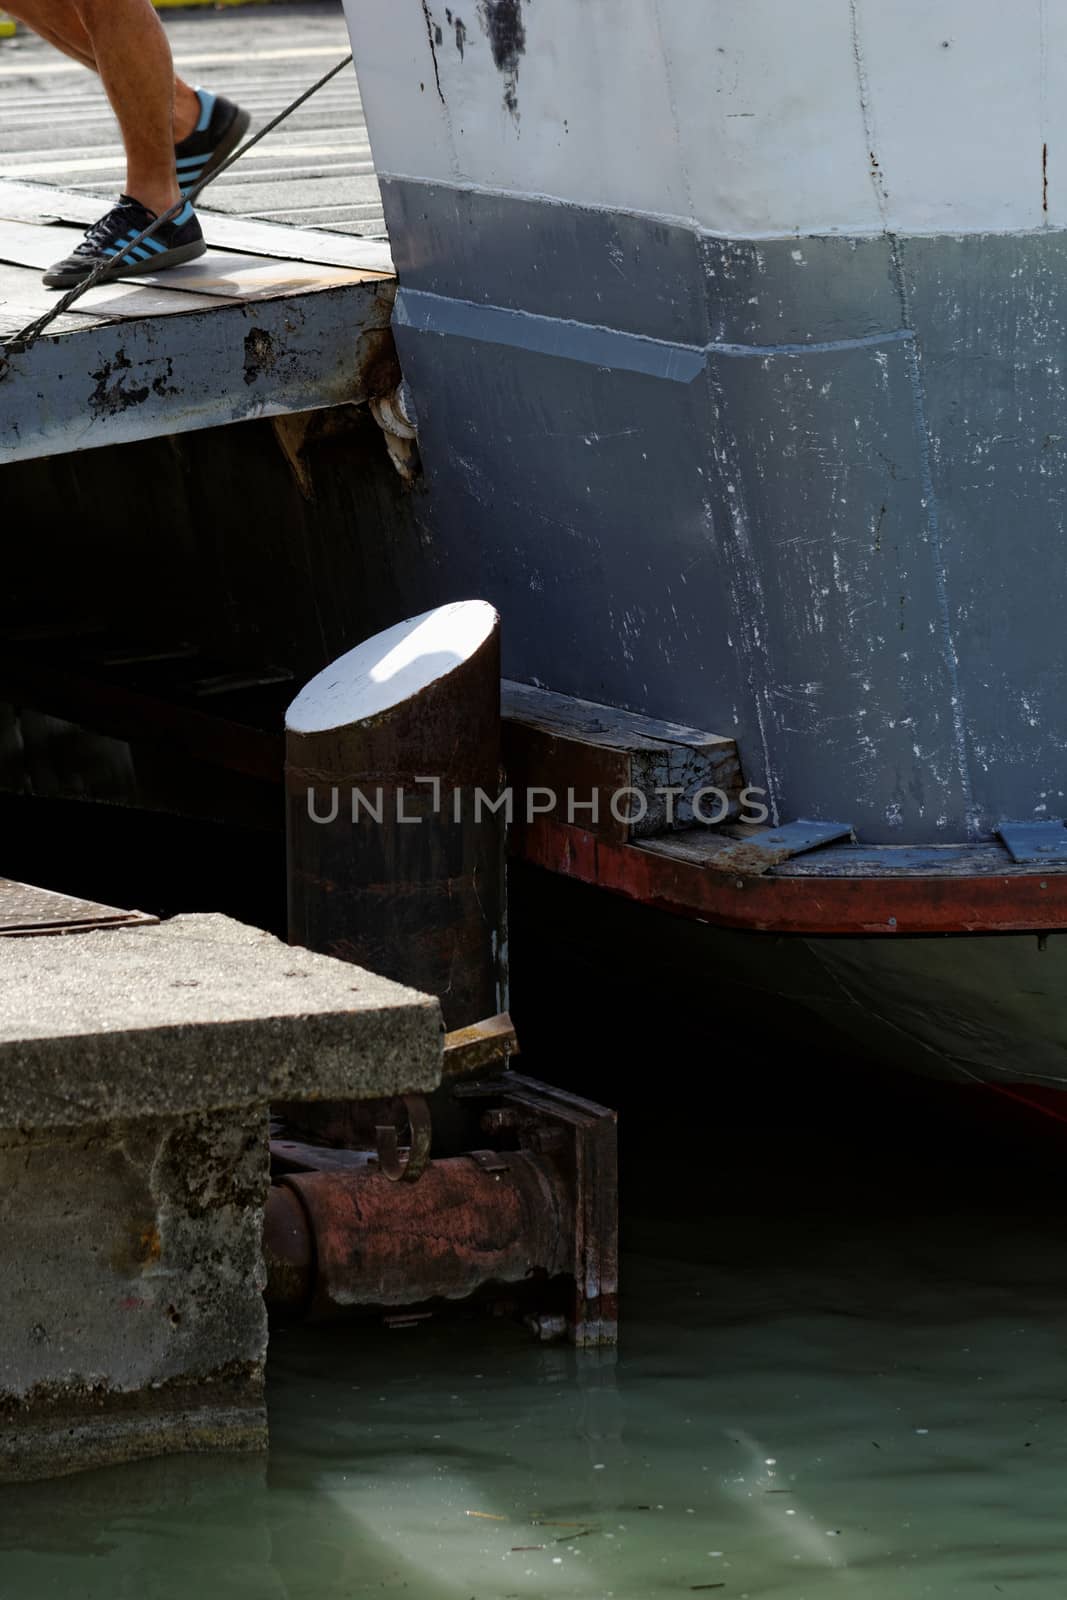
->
[501,683,1067,935]
[516,817,1067,936]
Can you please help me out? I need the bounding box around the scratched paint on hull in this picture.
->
[341,0,1067,845]
[372,181,1067,842]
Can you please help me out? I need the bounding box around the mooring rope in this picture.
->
[0,51,354,363]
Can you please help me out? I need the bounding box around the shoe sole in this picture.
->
[42,238,207,289]
[182,106,252,196]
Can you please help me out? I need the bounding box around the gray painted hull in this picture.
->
[380,181,1067,847]
[337,0,1067,1087]
[369,184,1067,1086]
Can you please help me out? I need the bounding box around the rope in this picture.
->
[0,51,354,361]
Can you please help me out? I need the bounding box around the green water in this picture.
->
[3,1208,1066,1599]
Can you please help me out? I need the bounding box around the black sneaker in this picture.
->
[41,196,206,288]
[174,89,251,196]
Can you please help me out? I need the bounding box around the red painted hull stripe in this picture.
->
[515,819,1067,936]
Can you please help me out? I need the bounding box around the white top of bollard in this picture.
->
[286,601,499,734]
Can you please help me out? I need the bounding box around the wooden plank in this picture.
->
[442,1013,518,1080]
[78,279,229,319]
[646,818,855,876]
[173,211,392,276]
[502,679,732,754]
[0,182,83,223]
[516,825,1064,885]
[778,842,1028,877]
[997,820,1067,864]
[0,263,103,336]
[519,813,1067,934]
[0,218,385,309]
[501,679,741,843]
[0,180,394,273]
[115,253,389,302]
[0,256,224,330]
[0,217,101,270]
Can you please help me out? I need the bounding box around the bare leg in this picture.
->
[3,0,200,152]
[71,0,180,211]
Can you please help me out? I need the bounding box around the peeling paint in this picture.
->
[478,0,525,117]
[242,326,278,385]
[89,349,149,416]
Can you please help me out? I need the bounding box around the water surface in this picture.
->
[4,1208,1066,1599]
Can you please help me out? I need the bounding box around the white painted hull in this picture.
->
[346,0,1065,240]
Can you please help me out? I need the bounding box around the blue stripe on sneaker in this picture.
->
[128,246,151,262]
[176,155,205,169]
[194,88,216,134]
[143,235,167,253]
[172,202,195,227]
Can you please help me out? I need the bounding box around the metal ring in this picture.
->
[374,1094,432,1183]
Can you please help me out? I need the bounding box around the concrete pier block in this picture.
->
[0,913,442,1482]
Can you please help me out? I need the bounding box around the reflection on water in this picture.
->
[4,1206,1067,1599]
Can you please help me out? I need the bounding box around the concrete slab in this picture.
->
[0,1108,271,1482]
[0,910,442,1481]
[0,911,443,1131]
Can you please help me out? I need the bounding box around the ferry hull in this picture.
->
[344,0,1067,845]
[341,0,1067,1083]
[802,934,1067,1090]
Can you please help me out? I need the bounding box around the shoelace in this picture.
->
[78,204,144,256]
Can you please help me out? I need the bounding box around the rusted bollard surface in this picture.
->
[286,601,505,1031]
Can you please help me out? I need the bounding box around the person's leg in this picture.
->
[1,0,94,67]
[3,0,200,153]
[71,0,179,212]
[14,0,250,284]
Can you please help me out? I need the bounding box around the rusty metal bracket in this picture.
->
[452,1072,618,1346]
[374,1093,432,1183]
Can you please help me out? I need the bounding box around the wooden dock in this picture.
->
[0,179,396,463]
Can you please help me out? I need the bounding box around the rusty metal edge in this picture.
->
[0,910,159,937]
[513,816,1067,935]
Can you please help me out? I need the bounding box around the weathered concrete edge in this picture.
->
[0,1403,267,1484]
[0,1000,444,1132]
